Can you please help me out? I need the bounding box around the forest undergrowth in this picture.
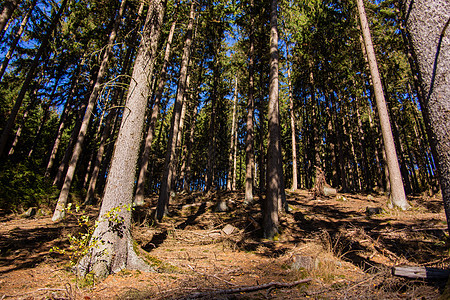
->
[0,189,449,299]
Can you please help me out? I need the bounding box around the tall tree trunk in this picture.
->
[402,0,450,229]
[53,99,87,187]
[245,3,255,203]
[0,0,20,39]
[173,86,189,192]
[355,98,370,191]
[356,0,410,210]
[84,107,114,205]
[206,69,218,191]
[183,62,203,193]
[286,48,297,191]
[134,16,176,206]
[76,0,165,278]
[0,0,35,82]
[264,0,281,239]
[84,70,131,205]
[0,0,68,158]
[227,76,238,191]
[258,65,266,194]
[156,0,195,221]
[183,101,198,193]
[52,0,127,221]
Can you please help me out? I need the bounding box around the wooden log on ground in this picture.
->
[393,266,450,279]
[183,279,312,299]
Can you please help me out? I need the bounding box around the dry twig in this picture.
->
[178,279,312,299]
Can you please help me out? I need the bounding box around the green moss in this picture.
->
[144,255,179,273]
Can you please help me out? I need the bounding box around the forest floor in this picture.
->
[1,189,450,299]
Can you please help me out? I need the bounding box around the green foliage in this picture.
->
[0,161,56,211]
[50,203,132,268]
[50,204,100,267]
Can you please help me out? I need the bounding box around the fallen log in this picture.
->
[393,266,450,279]
[181,278,312,299]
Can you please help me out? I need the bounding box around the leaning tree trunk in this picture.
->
[356,0,410,210]
[401,0,450,229]
[134,16,176,206]
[0,0,68,158]
[156,0,196,221]
[52,0,127,222]
[264,0,281,239]
[76,0,165,279]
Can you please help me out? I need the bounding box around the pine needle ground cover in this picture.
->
[0,190,448,299]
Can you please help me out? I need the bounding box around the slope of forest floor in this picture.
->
[0,189,449,299]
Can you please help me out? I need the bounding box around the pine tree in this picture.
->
[76,0,165,278]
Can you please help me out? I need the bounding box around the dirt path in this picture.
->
[0,190,448,299]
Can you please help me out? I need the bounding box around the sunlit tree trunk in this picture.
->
[402,0,450,229]
[227,76,238,191]
[356,0,410,210]
[76,0,165,278]
[264,0,281,239]
[134,17,176,206]
[84,74,130,206]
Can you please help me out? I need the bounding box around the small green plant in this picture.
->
[50,204,99,267]
[50,203,133,267]
[74,272,96,288]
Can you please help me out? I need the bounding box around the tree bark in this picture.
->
[156,0,196,220]
[134,16,177,206]
[227,76,238,191]
[183,101,198,193]
[402,0,450,229]
[356,0,410,210]
[264,0,281,239]
[206,69,218,191]
[0,0,20,40]
[286,46,297,191]
[245,3,255,203]
[76,0,165,278]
